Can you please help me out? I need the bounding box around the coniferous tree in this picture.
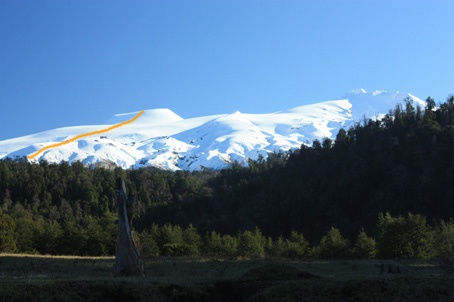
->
[237,227,266,258]
[204,230,224,259]
[220,234,238,258]
[183,224,202,256]
[159,224,186,256]
[318,227,351,259]
[434,219,454,267]
[138,234,157,257]
[285,230,310,259]
[0,209,17,252]
[352,228,377,259]
[269,236,287,258]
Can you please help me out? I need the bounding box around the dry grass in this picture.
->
[0,253,114,260]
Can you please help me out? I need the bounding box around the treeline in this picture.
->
[1,205,454,261]
[1,95,454,259]
[137,213,454,261]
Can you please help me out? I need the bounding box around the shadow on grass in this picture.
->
[1,255,453,301]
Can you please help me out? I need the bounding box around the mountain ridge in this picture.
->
[0,90,426,171]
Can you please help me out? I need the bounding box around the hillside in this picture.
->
[0,90,425,170]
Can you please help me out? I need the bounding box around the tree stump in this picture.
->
[113,178,144,277]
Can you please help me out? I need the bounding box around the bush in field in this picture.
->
[285,230,310,259]
[377,212,435,259]
[237,227,266,258]
[221,234,238,257]
[154,224,203,257]
[183,224,203,256]
[434,219,454,268]
[204,231,238,259]
[352,228,377,259]
[138,225,160,257]
[317,227,351,259]
[204,230,224,258]
[268,236,287,258]
[158,224,186,256]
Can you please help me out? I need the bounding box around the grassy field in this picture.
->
[0,254,453,301]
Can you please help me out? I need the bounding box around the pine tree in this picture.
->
[159,224,186,256]
[204,230,223,258]
[237,227,266,258]
[138,229,160,257]
[0,209,17,252]
[183,224,202,256]
[318,227,351,259]
[352,228,377,259]
[434,219,454,267]
[285,230,309,259]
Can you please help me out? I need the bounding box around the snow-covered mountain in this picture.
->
[0,90,426,171]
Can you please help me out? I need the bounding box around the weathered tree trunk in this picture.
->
[113,178,144,277]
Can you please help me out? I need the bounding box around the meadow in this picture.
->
[1,254,453,301]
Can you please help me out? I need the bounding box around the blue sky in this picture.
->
[0,0,452,140]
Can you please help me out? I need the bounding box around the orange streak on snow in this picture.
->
[27,110,145,160]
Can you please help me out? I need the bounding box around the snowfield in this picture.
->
[0,90,426,171]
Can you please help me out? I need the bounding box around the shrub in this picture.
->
[352,228,377,259]
[237,227,266,258]
[377,212,435,259]
[434,219,454,269]
[318,227,351,259]
[285,230,309,259]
